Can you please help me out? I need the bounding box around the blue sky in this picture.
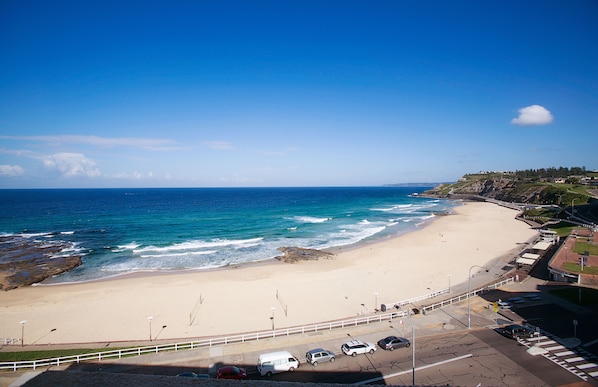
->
[1,1,597,188]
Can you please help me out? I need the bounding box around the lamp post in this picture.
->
[407,307,415,387]
[147,316,153,341]
[448,274,452,293]
[270,307,276,330]
[572,198,576,218]
[374,292,379,311]
[20,320,27,347]
[468,265,488,329]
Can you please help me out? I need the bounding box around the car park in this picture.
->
[341,340,376,356]
[305,348,335,366]
[378,336,411,351]
[216,366,247,380]
[508,297,525,304]
[524,293,542,301]
[497,324,536,340]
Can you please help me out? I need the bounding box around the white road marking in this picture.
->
[354,354,474,385]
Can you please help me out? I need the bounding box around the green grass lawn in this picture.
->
[550,287,598,306]
[573,241,598,255]
[0,347,134,363]
[562,262,598,275]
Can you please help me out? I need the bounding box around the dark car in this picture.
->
[216,366,247,380]
[498,324,535,340]
[176,372,210,378]
[378,336,411,351]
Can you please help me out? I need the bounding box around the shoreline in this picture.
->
[34,202,446,287]
[0,201,539,345]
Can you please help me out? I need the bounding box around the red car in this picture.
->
[216,366,247,380]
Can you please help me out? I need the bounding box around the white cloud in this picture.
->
[511,105,554,126]
[112,171,155,180]
[0,164,25,176]
[0,135,179,151]
[43,153,101,178]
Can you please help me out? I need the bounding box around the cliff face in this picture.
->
[426,178,578,205]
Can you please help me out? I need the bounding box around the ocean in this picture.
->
[0,187,458,284]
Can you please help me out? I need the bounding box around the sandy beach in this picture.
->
[0,201,538,345]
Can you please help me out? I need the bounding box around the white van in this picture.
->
[257,351,300,376]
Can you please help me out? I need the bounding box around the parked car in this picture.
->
[176,372,210,378]
[378,336,411,351]
[257,351,300,376]
[216,366,247,380]
[306,348,335,366]
[488,299,511,311]
[341,340,376,356]
[497,324,535,340]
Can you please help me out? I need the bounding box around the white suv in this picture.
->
[341,340,376,356]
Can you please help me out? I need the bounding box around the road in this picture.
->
[10,274,598,386]
[65,321,591,386]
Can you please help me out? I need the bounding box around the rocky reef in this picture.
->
[276,246,335,263]
[0,235,82,290]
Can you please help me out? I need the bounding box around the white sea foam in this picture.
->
[114,242,140,252]
[133,237,264,254]
[324,223,386,248]
[292,216,331,223]
[140,250,217,259]
[19,232,53,238]
[371,204,414,212]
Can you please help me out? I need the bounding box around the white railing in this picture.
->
[381,288,449,311]
[421,277,514,314]
[0,309,408,372]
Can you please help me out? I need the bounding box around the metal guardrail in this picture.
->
[381,288,449,311]
[0,310,408,372]
[421,277,514,314]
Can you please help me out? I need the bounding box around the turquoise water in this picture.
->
[0,187,457,283]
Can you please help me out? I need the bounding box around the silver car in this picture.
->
[305,348,335,366]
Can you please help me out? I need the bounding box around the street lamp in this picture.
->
[20,320,27,347]
[396,305,415,386]
[374,292,379,311]
[270,307,276,330]
[448,274,452,293]
[572,198,576,218]
[407,307,415,387]
[147,316,153,341]
[468,265,489,329]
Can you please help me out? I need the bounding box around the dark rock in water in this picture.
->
[276,246,334,263]
[0,236,82,290]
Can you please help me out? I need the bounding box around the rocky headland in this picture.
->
[0,235,82,290]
